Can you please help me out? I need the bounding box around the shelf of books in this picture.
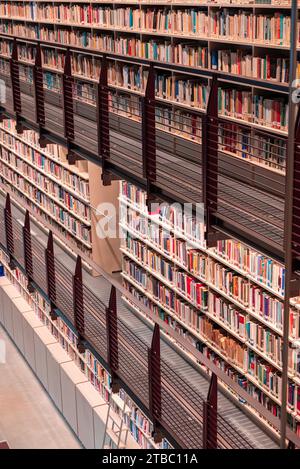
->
[119,180,300,439]
[0,11,293,201]
[0,116,121,274]
[0,117,92,250]
[0,1,295,141]
[0,246,171,449]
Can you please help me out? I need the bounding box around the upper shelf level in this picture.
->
[0,34,298,272]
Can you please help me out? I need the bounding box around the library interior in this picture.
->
[0,0,300,452]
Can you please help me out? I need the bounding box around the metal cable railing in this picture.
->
[0,199,258,450]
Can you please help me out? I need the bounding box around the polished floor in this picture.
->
[0,325,81,449]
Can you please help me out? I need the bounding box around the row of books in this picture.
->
[43,71,62,91]
[209,291,247,338]
[212,50,300,84]
[0,162,92,245]
[109,91,141,122]
[246,319,283,365]
[218,88,288,131]
[0,38,11,57]
[124,228,299,369]
[200,314,247,369]
[122,224,300,355]
[19,64,33,83]
[218,124,286,172]
[122,267,291,403]
[247,351,282,399]
[123,255,208,313]
[18,43,35,63]
[122,220,287,332]
[0,120,90,197]
[210,10,297,46]
[123,247,298,378]
[34,292,88,373]
[6,35,298,87]
[155,106,202,142]
[42,48,65,71]
[155,74,208,110]
[208,259,249,306]
[2,5,297,48]
[121,185,206,243]
[109,88,203,144]
[122,277,300,427]
[0,146,91,222]
[0,127,90,200]
[215,239,285,296]
[120,182,286,296]
[0,57,9,76]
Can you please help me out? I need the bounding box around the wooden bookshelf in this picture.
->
[0,0,295,142]
[0,117,121,274]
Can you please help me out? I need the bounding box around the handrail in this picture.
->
[0,32,290,94]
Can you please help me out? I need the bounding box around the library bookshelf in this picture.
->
[0,116,121,274]
[0,192,270,449]
[0,25,292,266]
[119,180,300,440]
[0,0,299,449]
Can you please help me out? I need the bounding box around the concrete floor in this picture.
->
[0,325,82,449]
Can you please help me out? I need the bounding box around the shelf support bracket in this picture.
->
[142,64,157,211]
[45,230,57,321]
[22,210,35,293]
[148,323,162,443]
[73,255,85,353]
[203,373,218,449]
[10,39,22,133]
[106,285,120,393]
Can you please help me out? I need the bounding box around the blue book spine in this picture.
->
[211,51,218,70]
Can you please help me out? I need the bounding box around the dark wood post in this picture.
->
[4,193,15,269]
[202,75,219,247]
[33,43,45,129]
[22,210,35,293]
[106,285,120,392]
[45,231,57,320]
[73,256,85,353]
[62,48,75,164]
[148,323,162,443]
[142,64,156,211]
[97,55,111,186]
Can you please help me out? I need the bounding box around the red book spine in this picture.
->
[267,56,270,80]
